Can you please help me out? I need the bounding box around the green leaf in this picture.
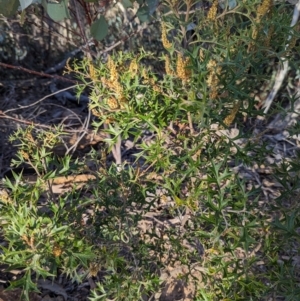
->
[136,6,150,23]
[43,169,57,180]
[72,250,95,265]
[90,15,109,41]
[42,0,70,21]
[228,0,237,9]
[122,0,133,8]
[59,156,71,174]
[0,0,19,17]
[19,0,33,10]
[219,0,237,9]
[50,225,69,234]
[145,0,157,15]
[8,270,40,301]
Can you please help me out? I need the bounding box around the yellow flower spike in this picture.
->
[30,236,34,249]
[129,59,138,78]
[257,0,273,21]
[107,97,119,110]
[142,68,151,84]
[176,53,191,82]
[101,76,123,97]
[88,261,101,278]
[21,235,35,249]
[101,77,114,90]
[0,189,13,204]
[88,60,97,81]
[206,60,221,85]
[104,56,125,97]
[90,108,102,117]
[207,0,218,22]
[26,132,35,144]
[63,58,73,75]
[148,77,156,86]
[21,235,29,245]
[207,59,217,71]
[209,88,218,100]
[20,150,30,160]
[153,85,162,93]
[223,101,240,126]
[176,53,184,78]
[52,243,63,257]
[206,59,222,100]
[104,116,115,124]
[119,96,128,109]
[161,22,172,49]
[199,49,205,62]
[107,55,118,82]
[184,57,192,79]
[206,72,213,87]
[114,81,124,98]
[165,55,174,76]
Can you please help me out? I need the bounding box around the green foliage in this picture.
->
[0,0,19,17]
[90,16,109,42]
[0,0,155,41]
[41,0,70,22]
[1,0,300,300]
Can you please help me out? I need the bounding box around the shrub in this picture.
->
[1,0,300,300]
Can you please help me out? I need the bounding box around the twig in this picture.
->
[49,82,90,103]
[4,84,78,114]
[45,48,82,74]
[187,112,194,135]
[73,0,93,60]
[112,135,122,168]
[0,110,106,138]
[0,62,77,84]
[65,109,91,155]
[50,103,84,126]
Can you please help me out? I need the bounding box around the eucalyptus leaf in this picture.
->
[146,0,158,15]
[122,0,132,9]
[136,6,150,23]
[219,0,237,9]
[90,16,109,41]
[19,0,33,10]
[228,0,237,9]
[42,0,70,21]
